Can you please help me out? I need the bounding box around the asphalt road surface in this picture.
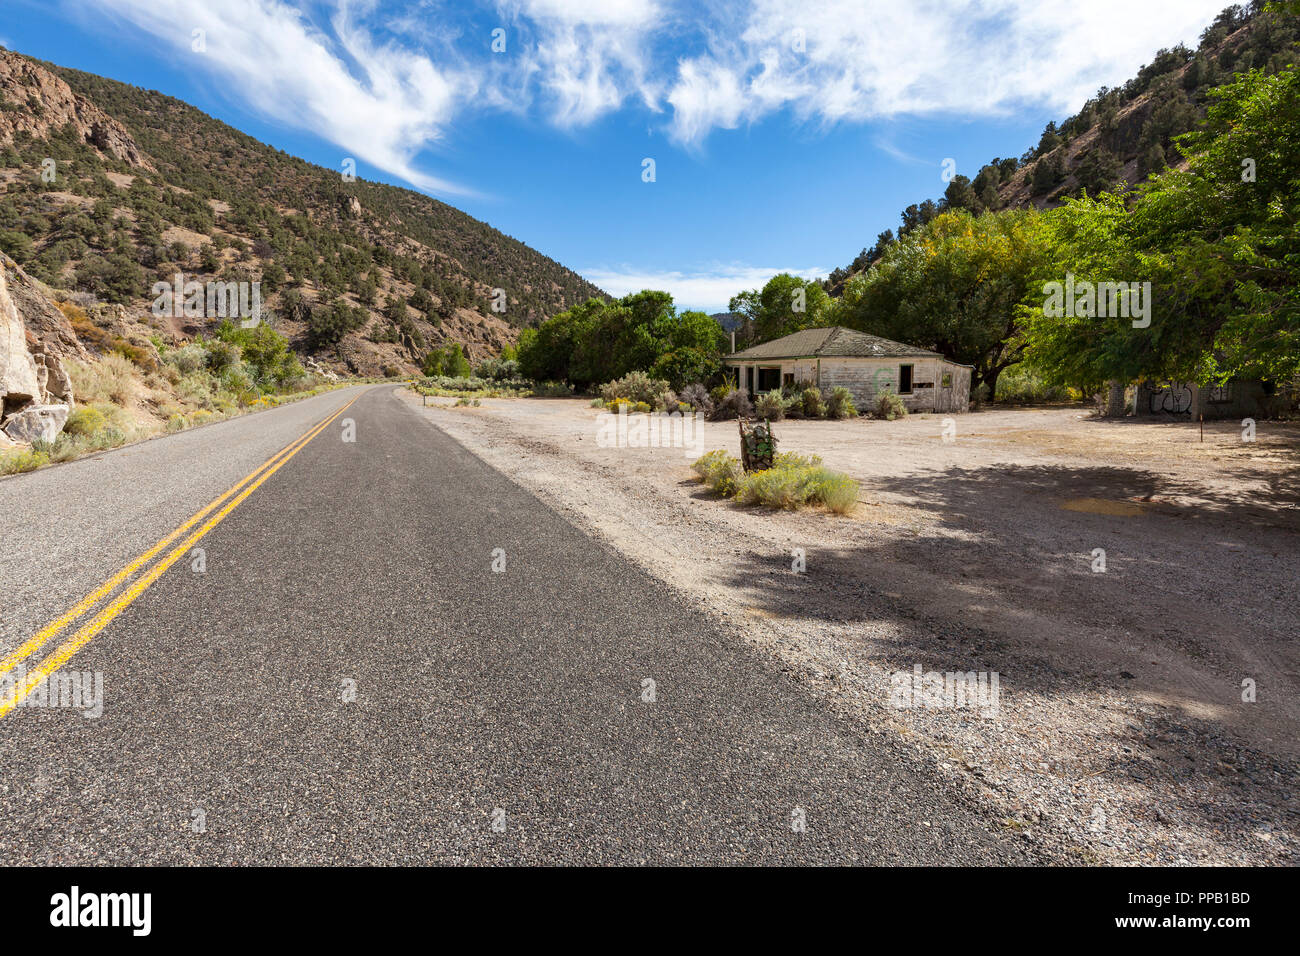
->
[0,386,1039,864]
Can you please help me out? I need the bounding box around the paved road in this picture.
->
[0,386,1038,864]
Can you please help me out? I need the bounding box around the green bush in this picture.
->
[754,389,784,421]
[875,389,907,420]
[801,387,826,418]
[827,387,857,419]
[598,371,676,410]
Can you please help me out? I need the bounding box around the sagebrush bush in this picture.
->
[709,388,753,421]
[677,382,713,416]
[598,371,675,410]
[165,343,207,374]
[531,380,573,398]
[63,405,107,437]
[68,353,137,406]
[875,389,907,420]
[827,386,857,419]
[754,390,784,421]
[801,387,825,418]
[695,449,857,514]
[691,449,743,497]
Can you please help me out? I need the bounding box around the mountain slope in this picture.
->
[0,48,605,374]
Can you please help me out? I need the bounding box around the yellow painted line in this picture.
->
[0,394,360,713]
[0,396,355,680]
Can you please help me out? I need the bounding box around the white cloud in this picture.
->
[500,0,662,125]
[85,0,479,194]
[662,0,1231,144]
[73,0,1232,190]
[583,263,825,312]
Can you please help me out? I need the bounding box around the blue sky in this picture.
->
[3,0,1230,311]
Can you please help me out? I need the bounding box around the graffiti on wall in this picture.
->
[1148,383,1194,415]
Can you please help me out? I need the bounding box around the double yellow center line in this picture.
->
[0,393,361,720]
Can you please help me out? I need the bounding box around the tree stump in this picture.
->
[739,418,777,472]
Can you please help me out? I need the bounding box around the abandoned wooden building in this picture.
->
[723,326,972,414]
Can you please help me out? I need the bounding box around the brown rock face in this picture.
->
[0,50,148,168]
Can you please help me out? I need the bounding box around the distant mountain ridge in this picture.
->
[0,48,606,374]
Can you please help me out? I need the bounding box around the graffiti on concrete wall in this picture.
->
[1148,383,1194,415]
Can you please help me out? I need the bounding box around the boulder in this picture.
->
[2,404,70,444]
[0,262,42,410]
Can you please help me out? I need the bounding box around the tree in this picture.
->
[516,291,727,388]
[940,174,980,213]
[307,300,365,350]
[837,209,1053,397]
[729,273,831,345]
[1020,66,1300,387]
[1077,147,1122,195]
[1031,151,1067,196]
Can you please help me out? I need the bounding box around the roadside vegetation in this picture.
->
[0,312,369,476]
[692,450,859,515]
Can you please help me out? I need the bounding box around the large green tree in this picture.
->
[517,291,726,389]
[1020,65,1300,387]
[836,209,1052,396]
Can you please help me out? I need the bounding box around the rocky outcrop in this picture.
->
[0,50,148,168]
[0,254,77,440]
[0,262,42,414]
[2,404,69,444]
[1,254,88,363]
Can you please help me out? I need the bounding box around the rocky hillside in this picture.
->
[0,48,605,376]
[825,2,1299,293]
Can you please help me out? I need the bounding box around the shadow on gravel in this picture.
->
[713,459,1300,863]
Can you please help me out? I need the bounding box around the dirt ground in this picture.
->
[400,390,1299,865]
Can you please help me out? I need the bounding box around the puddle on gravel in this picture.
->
[1060,498,1150,517]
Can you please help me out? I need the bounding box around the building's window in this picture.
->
[782,372,795,389]
[941,372,953,388]
[757,367,782,392]
[898,364,914,395]
[744,366,754,395]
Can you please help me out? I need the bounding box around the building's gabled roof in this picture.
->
[724,326,944,362]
